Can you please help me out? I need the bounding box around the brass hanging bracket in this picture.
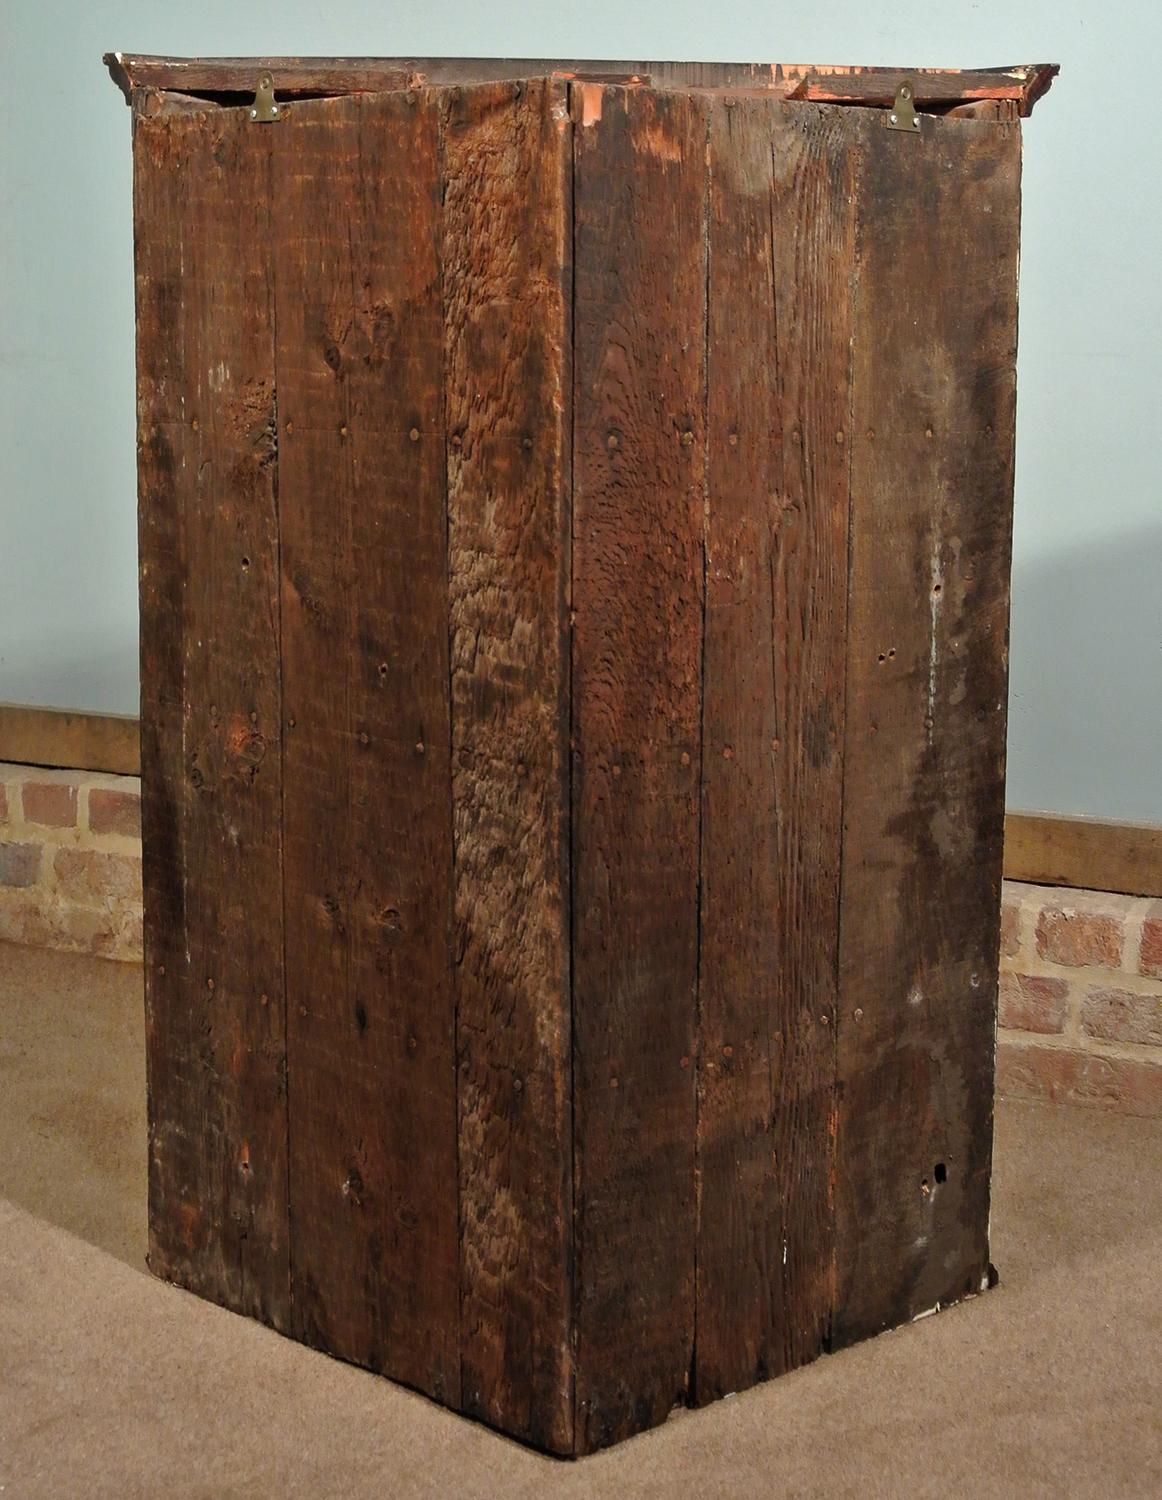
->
[249,73,282,123]
[886,79,920,133]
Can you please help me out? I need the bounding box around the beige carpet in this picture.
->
[1,940,1160,1498]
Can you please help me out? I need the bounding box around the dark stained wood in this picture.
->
[695,98,857,1403]
[273,90,459,1401]
[833,112,1023,1344]
[105,54,1059,117]
[0,703,140,776]
[1004,812,1162,899]
[133,104,290,1329]
[119,59,1048,1456]
[441,77,575,1454]
[570,81,707,1453]
[785,64,1057,114]
[946,99,1020,121]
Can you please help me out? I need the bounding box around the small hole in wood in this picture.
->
[241,556,250,571]
[934,1161,947,1184]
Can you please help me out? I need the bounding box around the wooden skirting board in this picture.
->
[1003,812,1162,902]
[0,703,140,778]
[2,702,1158,899]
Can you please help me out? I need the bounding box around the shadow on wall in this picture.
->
[1008,524,1162,825]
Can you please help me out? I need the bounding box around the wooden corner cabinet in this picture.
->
[106,53,1057,1455]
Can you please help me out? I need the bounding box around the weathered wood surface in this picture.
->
[695,98,857,1403]
[1004,813,1162,900]
[273,90,460,1399]
[785,66,1055,113]
[833,112,1022,1343]
[442,78,575,1453]
[570,82,707,1452]
[134,105,290,1328]
[127,70,1034,1456]
[106,53,1059,116]
[0,702,140,776]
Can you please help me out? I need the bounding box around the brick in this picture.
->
[997,1043,1162,1118]
[116,906,145,962]
[0,891,116,955]
[88,786,142,838]
[998,971,1069,1035]
[1081,986,1162,1049]
[1140,902,1162,980]
[0,841,42,888]
[999,896,1021,959]
[53,848,142,904]
[22,779,78,828]
[86,904,145,963]
[1034,904,1122,969]
[0,893,48,947]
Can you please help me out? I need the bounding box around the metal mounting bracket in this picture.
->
[249,73,282,123]
[886,79,920,133]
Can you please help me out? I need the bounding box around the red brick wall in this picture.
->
[0,762,142,961]
[999,882,1162,1117]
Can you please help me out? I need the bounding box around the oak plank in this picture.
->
[833,112,1023,1343]
[105,54,1058,117]
[0,703,140,776]
[273,91,459,1401]
[1004,812,1162,899]
[695,98,857,1401]
[570,82,707,1452]
[442,77,575,1454]
[133,105,290,1327]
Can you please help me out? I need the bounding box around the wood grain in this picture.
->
[833,112,1023,1343]
[133,105,290,1328]
[1004,812,1162,899]
[273,91,459,1401]
[570,82,707,1452]
[695,98,857,1402]
[123,68,1042,1453]
[442,77,575,1454]
[0,703,140,776]
[106,54,1059,118]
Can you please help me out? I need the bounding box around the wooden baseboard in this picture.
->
[0,703,140,777]
[3,704,1159,898]
[1004,812,1162,901]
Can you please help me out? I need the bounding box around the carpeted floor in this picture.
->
[1,940,1160,1498]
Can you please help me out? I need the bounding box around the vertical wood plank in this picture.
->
[133,106,290,1328]
[273,91,460,1401]
[442,79,575,1454]
[834,114,1022,1343]
[570,82,707,1452]
[695,99,857,1401]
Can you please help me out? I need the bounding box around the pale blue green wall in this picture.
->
[2,2,1158,820]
